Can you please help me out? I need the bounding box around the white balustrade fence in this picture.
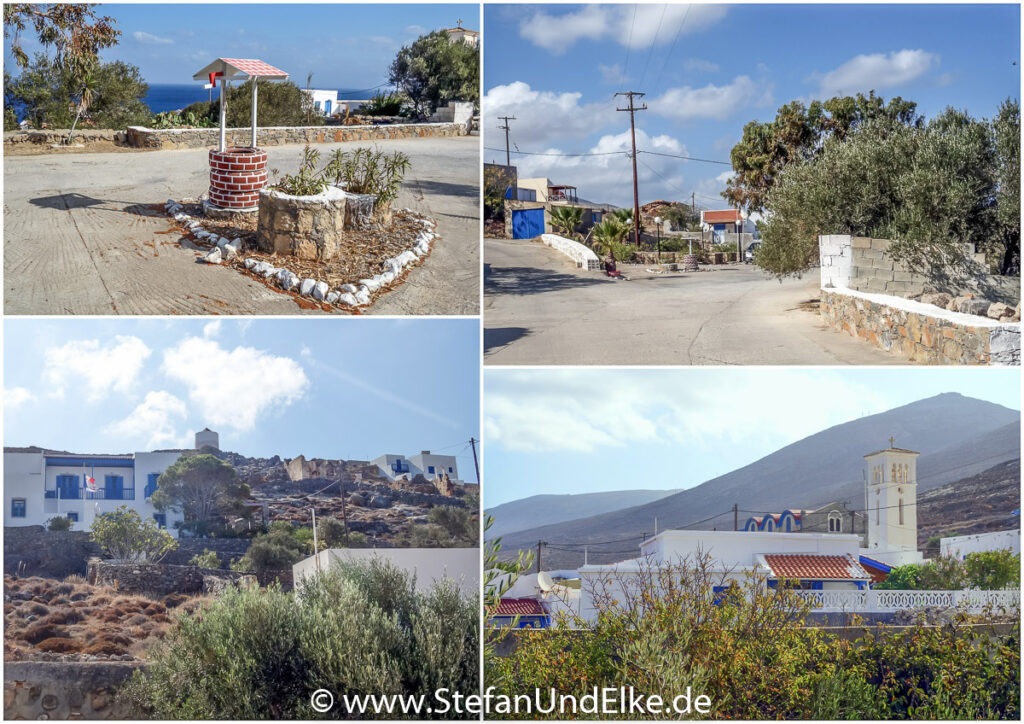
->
[794,589,1020,613]
[540,234,602,271]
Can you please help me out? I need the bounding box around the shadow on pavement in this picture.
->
[412,178,478,200]
[29,194,161,218]
[485,263,609,296]
[484,326,531,353]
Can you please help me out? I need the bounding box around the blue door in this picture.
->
[512,208,545,239]
[324,99,332,115]
[56,475,80,499]
[105,475,124,500]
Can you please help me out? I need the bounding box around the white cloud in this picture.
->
[598,63,629,85]
[4,386,35,409]
[651,76,774,121]
[485,370,887,454]
[105,391,188,450]
[482,81,618,148]
[161,337,308,431]
[133,31,173,45]
[42,336,151,401]
[510,128,691,207]
[683,58,720,73]
[519,4,728,55]
[203,321,222,339]
[814,49,938,97]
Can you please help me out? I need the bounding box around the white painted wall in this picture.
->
[301,89,338,116]
[941,529,1020,559]
[408,452,458,481]
[293,547,479,595]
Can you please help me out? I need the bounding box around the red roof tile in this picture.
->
[763,553,869,580]
[495,598,546,616]
[703,209,741,224]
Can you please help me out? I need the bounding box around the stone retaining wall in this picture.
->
[3,526,102,579]
[4,661,143,719]
[161,537,253,567]
[3,128,129,149]
[86,559,257,596]
[821,288,1021,365]
[125,122,467,150]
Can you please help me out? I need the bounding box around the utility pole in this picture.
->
[340,480,350,547]
[498,115,516,167]
[536,540,544,574]
[616,91,647,247]
[469,437,480,485]
[733,503,738,531]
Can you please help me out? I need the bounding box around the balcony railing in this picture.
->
[86,488,136,501]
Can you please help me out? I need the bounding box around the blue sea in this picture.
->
[144,83,370,113]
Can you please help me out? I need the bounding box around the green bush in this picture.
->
[877,552,1020,591]
[189,549,222,569]
[117,559,478,719]
[362,91,405,116]
[90,506,177,562]
[47,516,73,531]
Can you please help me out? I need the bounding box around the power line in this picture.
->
[482,145,626,158]
[636,3,668,90]
[650,3,692,96]
[638,149,732,166]
[622,4,638,79]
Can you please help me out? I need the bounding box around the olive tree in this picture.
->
[151,454,250,534]
[90,506,177,562]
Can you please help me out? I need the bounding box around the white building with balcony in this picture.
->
[4,448,185,535]
[371,450,460,483]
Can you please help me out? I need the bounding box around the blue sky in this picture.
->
[4,319,480,475]
[4,3,478,89]
[483,3,1021,208]
[483,368,1021,507]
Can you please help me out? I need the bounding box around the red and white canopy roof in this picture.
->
[192,58,288,82]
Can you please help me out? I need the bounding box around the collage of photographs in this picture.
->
[1,1,1021,720]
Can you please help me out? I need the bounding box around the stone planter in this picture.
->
[256,186,348,260]
[208,147,267,211]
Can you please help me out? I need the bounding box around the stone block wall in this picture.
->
[821,289,1021,365]
[86,560,253,596]
[4,661,143,719]
[3,526,102,579]
[161,537,253,567]
[125,122,467,150]
[819,234,1019,305]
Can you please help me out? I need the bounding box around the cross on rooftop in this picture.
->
[457,18,463,28]
[889,436,896,448]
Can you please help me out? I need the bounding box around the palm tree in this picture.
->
[548,205,584,238]
[590,216,629,258]
[67,68,98,144]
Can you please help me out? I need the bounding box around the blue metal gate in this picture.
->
[512,208,545,239]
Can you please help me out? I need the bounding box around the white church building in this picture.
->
[577,440,927,620]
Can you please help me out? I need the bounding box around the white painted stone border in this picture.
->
[163,199,436,309]
[539,233,602,270]
[824,286,1021,365]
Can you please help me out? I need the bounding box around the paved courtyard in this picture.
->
[3,136,479,315]
[484,237,907,365]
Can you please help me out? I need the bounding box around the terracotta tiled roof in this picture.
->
[703,209,741,224]
[495,598,546,616]
[763,553,870,580]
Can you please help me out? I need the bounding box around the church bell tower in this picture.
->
[864,438,920,563]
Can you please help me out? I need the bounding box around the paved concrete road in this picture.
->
[4,136,479,315]
[483,237,907,365]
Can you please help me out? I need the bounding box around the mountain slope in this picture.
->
[498,394,1019,569]
[487,489,681,539]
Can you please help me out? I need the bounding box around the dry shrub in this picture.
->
[161,593,188,609]
[69,592,89,602]
[36,637,81,654]
[149,613,171,625]
[144,602,167,615]
[63,574,87,585]
[4,603,14,615]
[100,633,132,647]
[126,613,148,626]
[23,623,64,644]
[43,610,83,626]
[26,602,48,616]
[50,596,69,606]
[54,583,74,596]
[97,608,124,623]
[81,641,128,656]
[91,595,112,606]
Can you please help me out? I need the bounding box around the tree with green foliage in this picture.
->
[660,202,700,231]
[7,53,149,129]
[388,30,479,118]
[755,105,1009,278]
[964,549,1021,590]
[992,99,1021,274]
[151,454,250,534]
[877,551,1020,591]
[232,522,310,574]
[90,506,177,563]
[118,559,478,719]
[724,92,921,214]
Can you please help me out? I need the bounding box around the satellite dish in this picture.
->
[537,571,554,591]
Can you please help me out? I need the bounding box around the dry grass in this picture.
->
[4,575,211,662]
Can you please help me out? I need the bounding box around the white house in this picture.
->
[301,88,338,117]
[941,529,1021,559]
[4,448,185,535]
[293,547,479,595]
[444,20,479,48]
[371,450,460,483]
